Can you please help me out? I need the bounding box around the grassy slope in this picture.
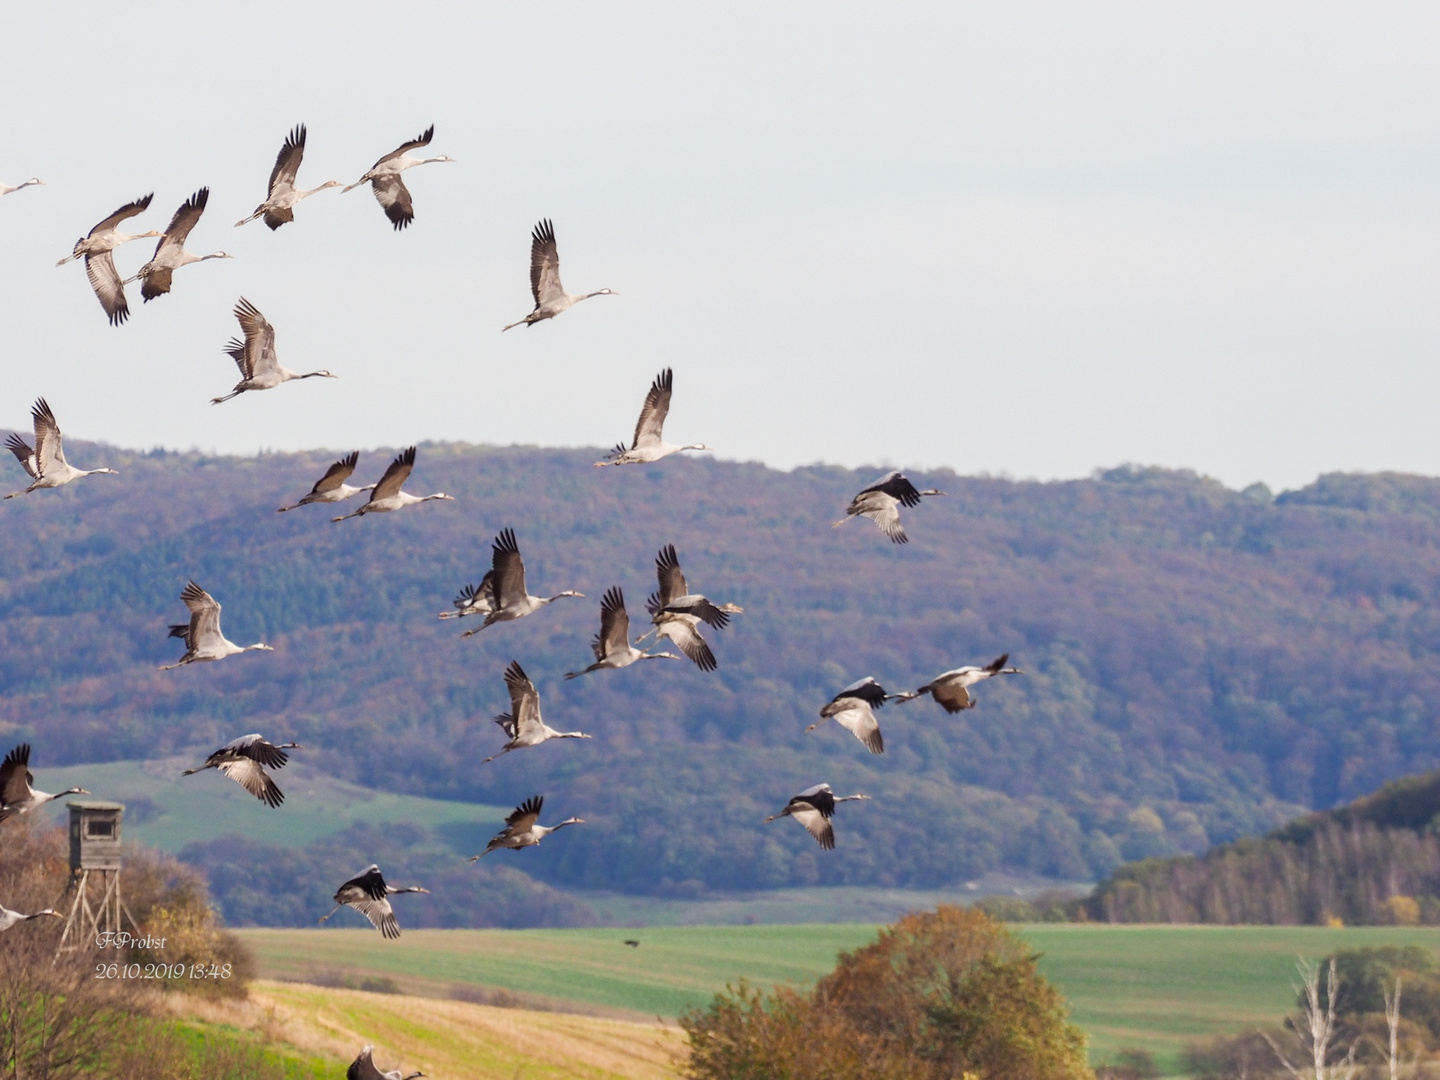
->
[239,925,870,1019]
[238,924,1440,1074]
[39,758,505,852]
[249,980,682,1080]
[164,1019,339,1080]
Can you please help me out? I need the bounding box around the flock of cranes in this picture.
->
[2,122,1021,1080]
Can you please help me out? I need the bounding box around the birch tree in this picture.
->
[1263,958,1358,1080]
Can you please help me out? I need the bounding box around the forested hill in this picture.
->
[1084,770,1440,924]
[4,440,1440,896]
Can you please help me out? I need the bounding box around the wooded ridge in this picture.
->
[4,439,1439,897]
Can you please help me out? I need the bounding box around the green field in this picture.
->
[39,758,506,851]
[239,925,868,1019]
[238,924,1440,1074]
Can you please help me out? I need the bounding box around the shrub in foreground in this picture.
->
[681,905,1093,1080]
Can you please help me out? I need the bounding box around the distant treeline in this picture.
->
[1078,771,1440,925]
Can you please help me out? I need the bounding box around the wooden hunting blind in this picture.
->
[57,800,138,954]
[69,801,123,870]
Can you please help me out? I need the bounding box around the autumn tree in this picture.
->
[682,905,1092,1080]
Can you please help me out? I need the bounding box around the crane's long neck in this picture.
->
[550,818,583,831]
[835,794,870,804]
[243,643,269,653]
[177,251,227,267]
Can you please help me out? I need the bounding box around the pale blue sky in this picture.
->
[0,2,1435,491]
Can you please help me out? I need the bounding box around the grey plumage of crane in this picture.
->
[235,124,340,229]
[458,528,583,635]
[502,218,616,331]
[894,654,1024,712]
[126,188,233,301]
[806,678,892,755]
[182,734,304,808]
[278,452,373,512]
[343,125,453,230]
[56,194,160,325]
[318,865,428,939]
[0,744,89,824]
[482,662,591,764]
[348,1046,425,1080]
[332,447,454,520]
[5,398,118,498]
[633,544,742,672]
[469,795,584,860]
[764,783,872,850]
[211,297,337,404]
[438,571,497,622]
[595,368,710,467]
[564,586,678,678]
[160,581,273,669]
[834,470,946,544]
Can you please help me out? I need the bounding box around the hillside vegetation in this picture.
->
[1086,770,1440,924]
[5,440,1440,896]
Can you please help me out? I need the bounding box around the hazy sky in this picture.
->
[1,2,1434,491]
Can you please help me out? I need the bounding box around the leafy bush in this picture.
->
[681,905,1092,1080]
[1324,946,1440,1052]
[120,842,255,996]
